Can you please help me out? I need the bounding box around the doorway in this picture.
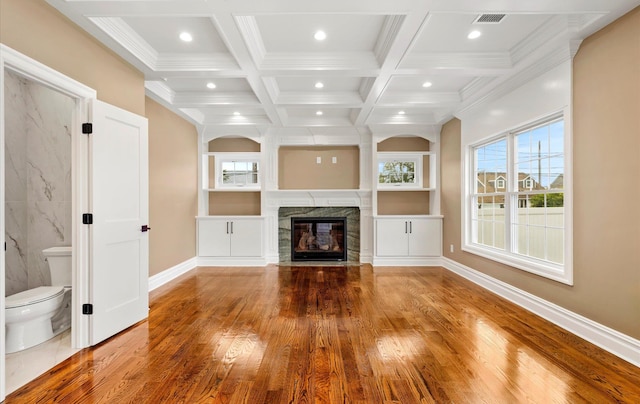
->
[1,44,96,399]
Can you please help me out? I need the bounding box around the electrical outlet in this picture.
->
[332,156,337,164]
[450,244,454,253]
[316,156,321,164]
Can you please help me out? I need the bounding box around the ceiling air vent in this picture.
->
[474,14,506,24]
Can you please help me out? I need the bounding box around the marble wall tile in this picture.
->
[278,207,360,262]
[4,71,73,296]
[5,202,28,296]
[4,72,28,204]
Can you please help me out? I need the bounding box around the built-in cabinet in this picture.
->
[372,136,442,265]
[375,216,442,257]
[197,133,443,265]
[197,216,263,258]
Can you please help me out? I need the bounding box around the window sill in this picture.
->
[461,243,572,285]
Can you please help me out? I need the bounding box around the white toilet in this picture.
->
[5,246,72,354]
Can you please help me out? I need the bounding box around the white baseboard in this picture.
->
[148,257,198,292]
[441,257,640,367]
[373,256,442,267]
[198,256,268,267]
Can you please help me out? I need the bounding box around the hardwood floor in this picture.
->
[6,265,640,403]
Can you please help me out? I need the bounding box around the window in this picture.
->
[221,160,259,186]
[208,153,260,189]
[377,153,422,188]
[466,116,570,283]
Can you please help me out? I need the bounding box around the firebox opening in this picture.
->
[291,217,347,261]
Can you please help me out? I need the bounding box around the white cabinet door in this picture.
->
[376,219,409,256]
[198,217,263,257]
[230,219,263,257]
[198,219,231,256]
[408,218,442,257]
[376,217,442,258]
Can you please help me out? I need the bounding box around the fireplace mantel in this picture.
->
[264,189,372,209]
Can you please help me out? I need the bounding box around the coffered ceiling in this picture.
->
[45,0,639,139]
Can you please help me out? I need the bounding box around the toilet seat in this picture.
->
[6,286,65,309]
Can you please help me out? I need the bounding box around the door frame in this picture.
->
[0,44,96,400]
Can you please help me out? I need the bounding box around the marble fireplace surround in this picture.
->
[278,207,360,262]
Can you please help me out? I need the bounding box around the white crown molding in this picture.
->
[202,115,272,126]
[155,54,239,72]
[459,76,496,103]
[234,15,267,67]
[144,80,175,104]
[359,77,376,100]
[440,257,640,367]
[179,108,206,125]
[374,15,406,64]
[510,15,569,66]
[378,91,461,106]
[366,112,437,125]
[284,116,355,128]
[261,77,281,103]
[456,42,576,117]
[260,52,380,71]
[89,17,158,70]
[276,92,364,106]
[399,52,512,74]
[148,257,197,292]
[567,13,607,32]
[172,92,260,107]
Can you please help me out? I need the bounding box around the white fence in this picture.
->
[475,207,564,264]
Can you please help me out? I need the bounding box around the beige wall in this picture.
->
[441,7,640,339]
[377,136,431,214]
[147,99,198,276]
[2,0,199,277]
[207,137,261,215]
[0,0,145,115]
[208,137,260,152]
[279,146,359,189]
[209,192,261,216]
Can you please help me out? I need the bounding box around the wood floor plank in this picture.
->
[5,265,640,403]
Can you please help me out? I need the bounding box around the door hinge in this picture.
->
[82,123,93,134]
[82,304,93,315]
[82,213,93,225]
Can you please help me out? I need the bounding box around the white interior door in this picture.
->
[90,100,149,345]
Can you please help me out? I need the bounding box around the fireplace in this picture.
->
[278,207,359,262]
[291,217,347,261]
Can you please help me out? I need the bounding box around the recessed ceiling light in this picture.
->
[206,82,216,89]
[422,81,432,88]
[233,111,240,116]
[179,32,193,42]
[398,111,405,115]
[467,30,482,39]
[315,82,324,89]
[314,30,327,41]
[316,111,323,116]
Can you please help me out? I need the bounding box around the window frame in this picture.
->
[463,113,573,285]
[211,152,261,190]
[376,152,424,189]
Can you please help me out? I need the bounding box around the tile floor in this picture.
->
[5,330,79,395]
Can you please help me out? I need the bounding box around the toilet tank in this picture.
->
[43,246,72,286]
